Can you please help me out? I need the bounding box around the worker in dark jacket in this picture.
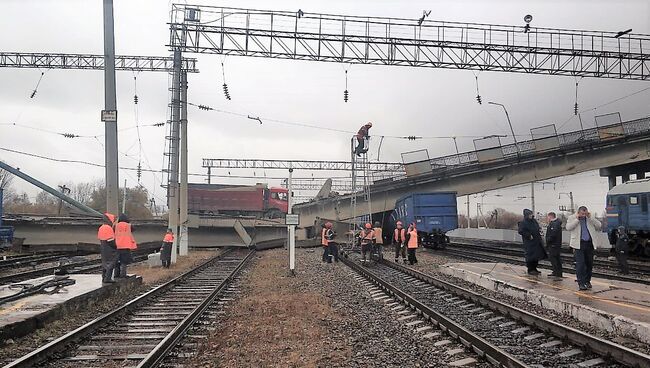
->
[545,212,563,279]
[160,229,174,268]
[98,213,117,284]
[518,209,547,275]
[609,226,630,274]
[354,122,372,156]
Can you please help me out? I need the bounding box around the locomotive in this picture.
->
[606,178,650,256]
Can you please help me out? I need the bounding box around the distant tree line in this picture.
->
[1,168,155,219]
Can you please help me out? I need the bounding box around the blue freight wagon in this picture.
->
[389,192,458,249]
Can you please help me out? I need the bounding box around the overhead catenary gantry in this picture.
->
[169,5,650,80]
[201,158,404,173]
[0,52,199,72]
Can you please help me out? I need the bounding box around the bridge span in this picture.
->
[294,116,650,227]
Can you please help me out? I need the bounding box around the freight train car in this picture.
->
[388,192,458,249]
[606,179,650,256]
[188,183,288,218]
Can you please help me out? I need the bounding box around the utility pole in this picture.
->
[122,179,127,214]
[102,0,119,215]
[531,182,535,215]
[559,192,574,214]
[288,165,295,275]
[179,71,189,257]
[488,101,519,156]
[168,49,182,265]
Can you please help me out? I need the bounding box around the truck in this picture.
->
[188,183,288,218]
[388,192,458,249]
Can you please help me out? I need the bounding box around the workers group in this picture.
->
[97,212,138,284]
[519,205,629,291]
[321,220,420,266]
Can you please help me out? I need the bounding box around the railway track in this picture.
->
[0,250,155,285]
[341,254,650,367]
[0,253,67,271]
[4,247,253,368]
[443,243,650,285]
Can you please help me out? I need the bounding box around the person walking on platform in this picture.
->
[321,223,330,262]
[545,212,563,279]
[98,213,117,284]
[354,122,372,156]
[373,221,384,260]
[393,221,407,264]
[566,206,602,291]
[406,223,419,265]
[160,229,174,268]
[359,223,375,263]
[114,214,138,278]
[609,226,630,275]
[518,209,547,275]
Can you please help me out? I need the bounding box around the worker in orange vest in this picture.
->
[359,223,375,263]
[322,222,338,263]
[373,221,384,261]
[161,229,174,268]
[393,221,407,264]
[98,213,117,284]
[114,214,138,278]
[406,222,419,265]
[354,122,372,156]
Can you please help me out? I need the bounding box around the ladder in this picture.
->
[348,136,372,250]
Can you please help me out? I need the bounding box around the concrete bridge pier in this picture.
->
[600,159,650,189]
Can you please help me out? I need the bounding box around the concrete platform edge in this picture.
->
[0,275,142,342]
[438,264,650,345]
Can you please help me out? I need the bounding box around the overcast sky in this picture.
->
[1,0,649,217]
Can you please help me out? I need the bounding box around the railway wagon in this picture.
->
[388,192,458,249]
[188,183,288,218]
[606,178,650,256]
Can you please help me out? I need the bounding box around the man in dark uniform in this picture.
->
[609,226,630,275]
[518,209,547,275]
[545,212,563,279]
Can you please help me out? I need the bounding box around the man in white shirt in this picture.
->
[566,206,602,291]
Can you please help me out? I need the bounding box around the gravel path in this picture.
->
[191,247,492,367]
[415,248,650,354]
[0,250,218,364]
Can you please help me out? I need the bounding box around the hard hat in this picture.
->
[325,222,333,228]
[365,223,372,229]
[366,122,373,127]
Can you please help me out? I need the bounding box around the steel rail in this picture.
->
[3,248,237,368]
[382,259,650,368]
[340,256,528,368]
[137,249,255,368]
[442,246,650,286]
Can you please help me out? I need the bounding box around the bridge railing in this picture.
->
[415,116,650,180]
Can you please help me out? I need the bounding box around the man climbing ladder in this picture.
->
[354,122,372,156]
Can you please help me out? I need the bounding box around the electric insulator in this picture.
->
[134,95,139,104]
[476,95,482,104]
[137,162,142,182]
[222,83,231,100]
[198,104,213,111]
[153,122,165,127]
[30,90,37,99]
[574,102,579,115]
[344,89,349,103]
[62,133,77,138]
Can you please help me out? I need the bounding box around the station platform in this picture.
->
[0,274,141,341]
[438,262,650,345]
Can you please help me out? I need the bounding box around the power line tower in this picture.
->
[349,136,372,249]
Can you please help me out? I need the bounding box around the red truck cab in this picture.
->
[268,187,289,213]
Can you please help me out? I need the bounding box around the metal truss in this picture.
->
[170,5,650,80]
[0,52,199,73]
[281,178,353,192]
[202,158,404,173]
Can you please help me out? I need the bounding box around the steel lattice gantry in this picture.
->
[281,178,354,192]
[202,158,405,173]
[0,52,199,72]
[169,5,650,80]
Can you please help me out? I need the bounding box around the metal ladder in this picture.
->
[349,137,372,250]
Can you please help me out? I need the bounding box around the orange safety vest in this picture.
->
[97,224,115,241]
[373,227,383,244]
[163,233,174,243]
[394,228,406,243]
[321,228,330,246]
[360,229,375,244]
[115,222,137,250]
[407,229,418,249]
